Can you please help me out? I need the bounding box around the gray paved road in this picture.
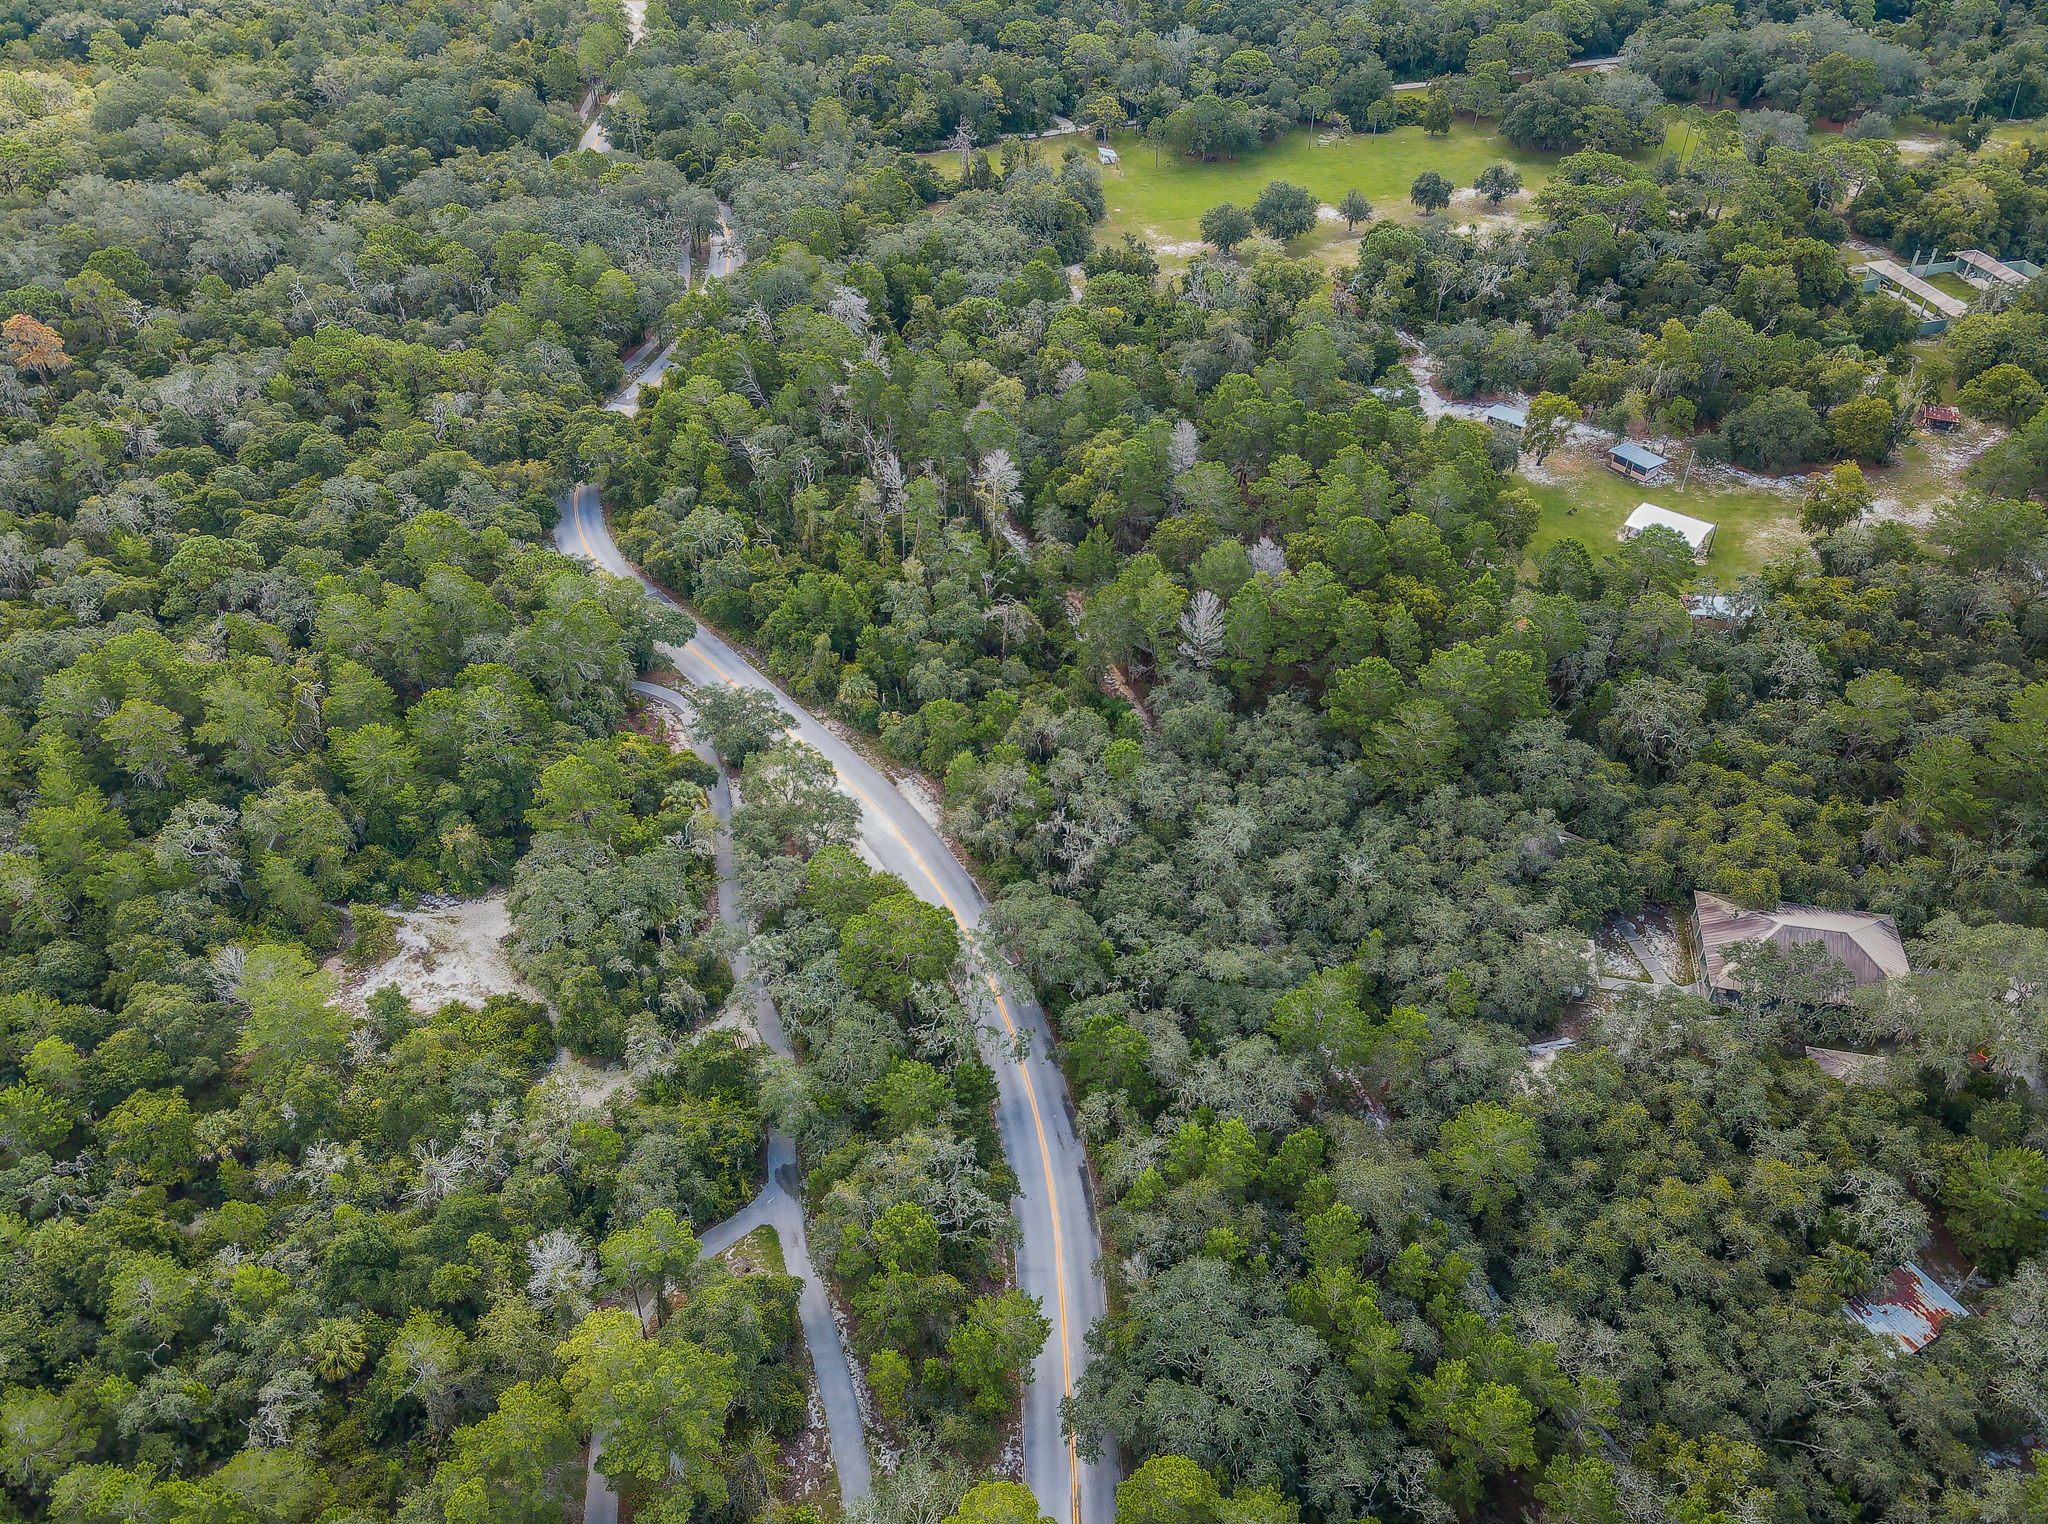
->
[560,486,1116,1524]
[644,681,874,1497]
[604,206,738,416]
[576,17,863,1513]
[582,700,873,1516]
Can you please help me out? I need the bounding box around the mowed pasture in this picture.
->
[1517,446,1805,581]
[1087,123,1563,254]
[923,120,1569,263]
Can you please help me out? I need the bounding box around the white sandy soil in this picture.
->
[329,892,545,1017]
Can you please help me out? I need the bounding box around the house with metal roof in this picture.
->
[1621,502,1715,556]
[1483,402,1527,430]
[1844,1264,1968,1355]
[1606,441,1668,483]
[1694,891,1910,997]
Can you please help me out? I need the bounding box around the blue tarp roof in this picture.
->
[1610,442,1668,470]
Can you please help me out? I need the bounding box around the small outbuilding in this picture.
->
[1803,1046,1888,1085]
[1483,402,1528,431]
[1953,248,2040,288]
[1607,441,1668,483]
[1844,1264,1968,1355]
[1621,502,1716,557]
[1097,145,1119,165]
[1694,891,1910,997]
[1920,404,1961,432]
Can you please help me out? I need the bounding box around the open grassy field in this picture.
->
[1515,407,1999,584]
[1517,445,1806,582]
[1862,413,1998,523]
[921,121,1569,261]
[1087,123,1563,254]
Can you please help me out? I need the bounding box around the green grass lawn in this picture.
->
[1518,447,1806,583]
[923,121,1571,262]
[722,1224,786,1275]
[1088,123,1563,252]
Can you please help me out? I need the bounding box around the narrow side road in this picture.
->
[646,679,874,1497]
[584,691,874,1518]
[572,31,861,1508]
[559,487,1117,1524]
[604,207,738,417]
[565,89,1109,1512]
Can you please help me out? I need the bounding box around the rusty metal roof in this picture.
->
[1843,1263,1968,1354]
[1695,892,1910,992]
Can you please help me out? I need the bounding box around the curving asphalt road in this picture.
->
[568,57,1109,1511]
[559,487,1116,1524]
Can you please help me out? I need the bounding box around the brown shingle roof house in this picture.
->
[1694,892,1910,994]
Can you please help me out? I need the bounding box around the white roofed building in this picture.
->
[1621,501,1715,556]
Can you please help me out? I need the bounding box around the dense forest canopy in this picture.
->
[4,0,2048,1522]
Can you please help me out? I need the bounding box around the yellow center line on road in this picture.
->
[575,489,1084,1524]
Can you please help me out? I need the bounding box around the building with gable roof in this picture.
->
[1694,891,1910,997]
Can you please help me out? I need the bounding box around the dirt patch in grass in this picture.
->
[743,1226,838,1517]
[1636,903,1703,986]
[1595,935,1654,983]
[546,1048,635,1107]
[1866,418,2004,528]
[780,1387,841,1517]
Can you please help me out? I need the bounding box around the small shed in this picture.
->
[1607,441,1668,483]
[1484,402,1528,431]
[1952,248,2038,288]
[1804,1046,1888,1085]
[1097,145,1119,165]
[1920,404,1961,433]
[1844,1264,1968,1355]
[1694,892,1910,996]
[1621,502,1716,556]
